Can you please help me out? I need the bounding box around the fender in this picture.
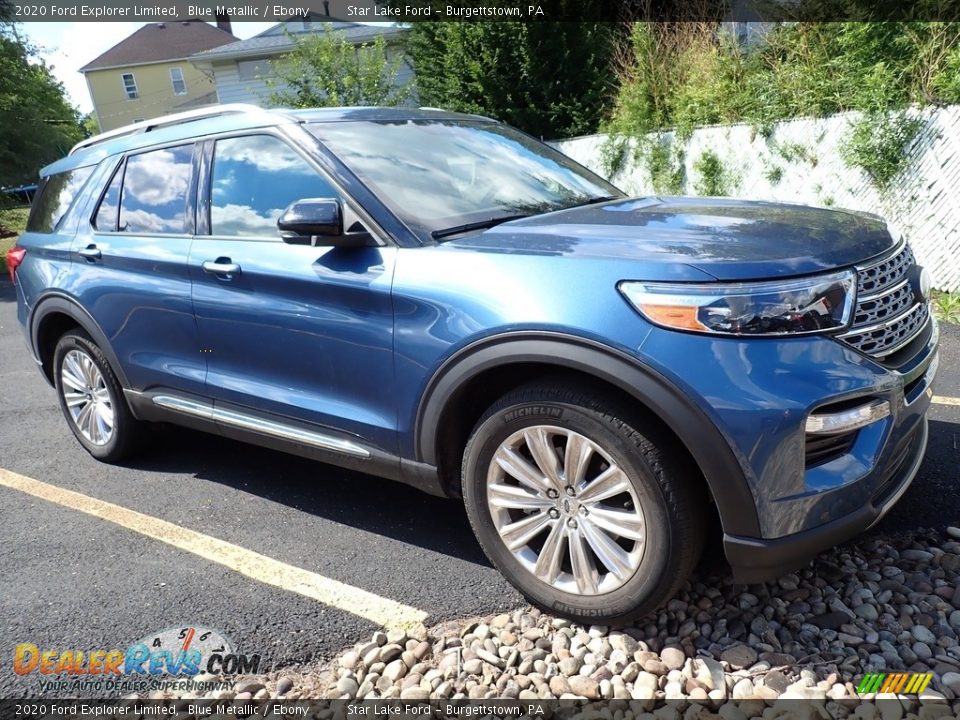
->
[29,291,132,390]
[414,331,761,537]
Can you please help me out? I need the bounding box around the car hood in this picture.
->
[448,197,895,282]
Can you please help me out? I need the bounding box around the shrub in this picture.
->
[839,111,925,191]
[693,150,731,196]
[647,138,686,194]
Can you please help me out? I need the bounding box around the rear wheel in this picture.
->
[53,330,143,462]
[462,383,705,623]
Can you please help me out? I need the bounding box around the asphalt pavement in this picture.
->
[0,278,957,697]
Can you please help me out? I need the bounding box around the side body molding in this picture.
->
[414,332,761,537]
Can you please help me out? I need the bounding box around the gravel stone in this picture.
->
[731,677,754,699]
[720,645,757,670]
[335,676,358,697]
[383,659,407,683]
[569,675,600,700]
[275,678,293,695]
[660,646,685,670]
[912,624,937,644]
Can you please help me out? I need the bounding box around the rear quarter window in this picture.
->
[26,165,95,233]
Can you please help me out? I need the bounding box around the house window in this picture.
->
[237,59,272,81]
[170,67,187,95]
[121,72,139,99]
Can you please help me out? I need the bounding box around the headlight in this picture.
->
[619,270,856,336]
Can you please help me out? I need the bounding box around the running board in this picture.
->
[151,395,370,459]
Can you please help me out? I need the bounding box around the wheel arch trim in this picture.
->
[29,292,132,390]
[414,331,761,537]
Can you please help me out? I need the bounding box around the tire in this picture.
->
[53,329,143,462]
[462,382,705,624]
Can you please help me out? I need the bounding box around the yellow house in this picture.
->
[80,21,236,132]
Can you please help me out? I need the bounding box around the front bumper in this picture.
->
[639,304,939,583]
[724,415,929,583]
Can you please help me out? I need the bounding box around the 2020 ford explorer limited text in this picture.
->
[9,105,939,622]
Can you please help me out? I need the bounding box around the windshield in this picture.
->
[308,119,622,238]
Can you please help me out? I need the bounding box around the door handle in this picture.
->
[78,245,101,261]
[202,260,241,276]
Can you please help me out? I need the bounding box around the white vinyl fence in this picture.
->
[553,106,960,292]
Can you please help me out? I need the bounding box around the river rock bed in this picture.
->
[152,527,960,716]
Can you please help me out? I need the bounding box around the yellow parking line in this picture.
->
[0,468,427,630]
[933,395,960,407]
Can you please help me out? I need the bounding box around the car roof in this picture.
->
[43,105,496,178]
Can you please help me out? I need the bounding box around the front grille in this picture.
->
[857,244,915,295]
[839,243,929,359]
[853,281,914,326]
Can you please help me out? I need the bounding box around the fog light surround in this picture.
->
[805,399,891,435]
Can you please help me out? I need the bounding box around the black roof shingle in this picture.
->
[80,21,237,72]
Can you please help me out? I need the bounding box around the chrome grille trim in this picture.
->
[838,242,929,359]
[840,300,929,358]
[855,242,914,295]
[858,240,907,271]
[858,277,910,303]
[839,301,924,339]
[853,281,915,328]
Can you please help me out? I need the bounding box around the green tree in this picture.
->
[0,25,83,188]
[81,112,100,137]
[405,22,619,139]
[264,24,411,108]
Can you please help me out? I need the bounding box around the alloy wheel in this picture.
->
[486,425,646,596]
[59,349,115,446]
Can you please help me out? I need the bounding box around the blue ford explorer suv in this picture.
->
[9,105,939,622]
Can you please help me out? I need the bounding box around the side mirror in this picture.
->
[278,198,342,242]
[278,198,376,248]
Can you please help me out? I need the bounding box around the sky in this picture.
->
[21,22,277,114]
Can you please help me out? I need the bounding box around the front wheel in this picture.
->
[462,383,705,624]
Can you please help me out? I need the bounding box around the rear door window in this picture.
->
[26,165,95,233]
[118,144,193,234]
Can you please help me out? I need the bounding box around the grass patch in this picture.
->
[933,290,960,325]
[0,206,30,278]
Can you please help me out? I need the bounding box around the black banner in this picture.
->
[0,698,949,719]
[8,0,960,22]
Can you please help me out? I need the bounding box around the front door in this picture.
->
[189,133,397,453]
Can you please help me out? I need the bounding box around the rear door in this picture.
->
[189,131,398,452]
[69,142,206,395]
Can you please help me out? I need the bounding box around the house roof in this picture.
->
[80,21,237,72]
[190,20,406,63]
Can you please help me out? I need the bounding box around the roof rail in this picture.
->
[418,106,498,123]
[70,104,277,155]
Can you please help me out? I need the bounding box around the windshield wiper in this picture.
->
[567,195,622,208]
[431,213,531,240]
